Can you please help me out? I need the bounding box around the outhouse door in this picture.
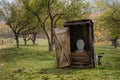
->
[53,27,71,68]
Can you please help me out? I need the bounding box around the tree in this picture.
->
[46,0,90,51]
[21,17,39,46]
[21,0,90,51]
[96,0,120,48]
[0,0,36,48]
[21,0,52,51]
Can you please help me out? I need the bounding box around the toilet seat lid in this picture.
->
[76,39,84,50]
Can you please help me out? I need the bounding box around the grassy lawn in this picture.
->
[0,39,120,80]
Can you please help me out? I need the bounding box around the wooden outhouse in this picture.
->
[53,19,97,68]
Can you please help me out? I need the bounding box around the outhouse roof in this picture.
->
[64,19,93,27]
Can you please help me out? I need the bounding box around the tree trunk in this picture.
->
[23,34,27,46]
[42,26,54,52]
[32,40,35,45]
[111,40,118,48]
[15,34,19,48]
[111,37,119,48]
[32,33,36,45]
[48,41,54,51]
[24,39,27,46]
[49,18,54,51]
[49,32,54,51]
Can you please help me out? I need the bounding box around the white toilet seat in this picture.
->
[76,39,84,52]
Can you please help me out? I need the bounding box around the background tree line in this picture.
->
[0,0,120,50]
[0,0,90,51]
[95,0,120,48]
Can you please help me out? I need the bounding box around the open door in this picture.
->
[53,27,71,68]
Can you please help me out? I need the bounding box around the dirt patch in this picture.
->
[95,41,110,45]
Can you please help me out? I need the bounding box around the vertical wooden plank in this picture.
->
[89,26,96,68]
[53,27,71,68]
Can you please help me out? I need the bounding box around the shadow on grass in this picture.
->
[38,67,89,75]
[1,46,55,62]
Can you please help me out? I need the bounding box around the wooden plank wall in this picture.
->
[54,28,71,68]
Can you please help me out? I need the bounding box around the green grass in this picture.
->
[0,39,120,80]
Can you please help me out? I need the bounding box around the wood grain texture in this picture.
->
[54,27,71,68]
